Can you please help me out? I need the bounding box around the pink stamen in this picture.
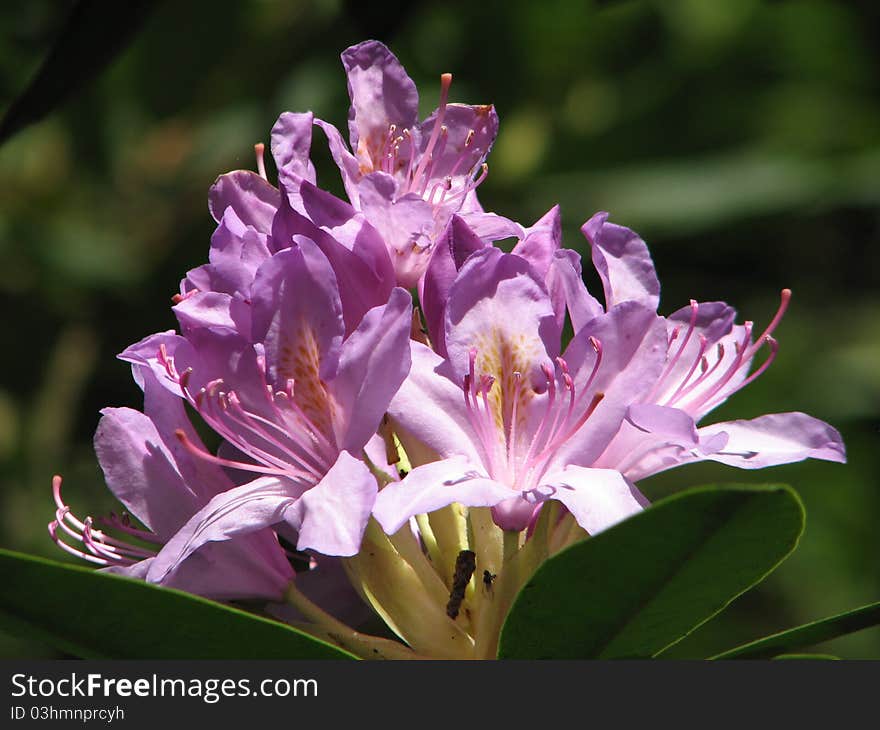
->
[441,163,488,207]
[703,336,779,411]
[518,362,558,475]
[532,392,604,467]
[670,289,791,413]
[662,334,708,407]
[49,521,110,566]
[417,126,449,196]
[48,475,156,567]
[673,342,726,405]
[402,129,416,182]
[742,289,790,362]
[507,371,524,480]
[97,513,162,545]
[174,429,311,480]
[427,176,453,206]
[255,143,267,180]
[410,73,453,191]
[688,321,753,412]
[162,345,335,485]
[645,300,699,403]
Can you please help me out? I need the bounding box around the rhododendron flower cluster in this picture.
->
[49,41,845,659]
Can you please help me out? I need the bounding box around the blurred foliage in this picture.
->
[0,0,878,658]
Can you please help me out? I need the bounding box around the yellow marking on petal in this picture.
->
[472,327,539,440]
[277,321,337,438]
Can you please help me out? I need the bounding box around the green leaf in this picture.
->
[498,484,804,659]
[0,0,158,145]
[0,549,355,659]
[712,600,880,660]
[773,654,840,660]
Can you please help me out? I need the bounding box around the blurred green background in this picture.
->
[1,0,878,658]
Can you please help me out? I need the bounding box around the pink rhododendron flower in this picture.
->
[219,40,500,291]
[49,364,295,602]
[53,235,412,601]
[374,246,665,535]
[581,212,845,479]
[374,213,844,537]
[327,40,499,287]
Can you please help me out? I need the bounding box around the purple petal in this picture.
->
[416,102,498,188]
[94,407,201,540]
[342,40,419,165]
[545,248,604,333]
[626,403,699,446]
[357,173,436,288]
[173,291,250,339]
[539,466,648,535]
[272,183,394,331]
[699,412,846,468]
[250,241,344,387]
[136,364,235,503]
[314,118,363,205]
[458,209,524,243]
[119,331,193,398]
[287,451,378,556]
[420,214,486,356]
[511,205,561,280]
[270,111,317,188]
[330,287,413,453]
[445,248,559,385]
[657,316,754,420]
[583,211,660,311]
[208,170,279,233]
[146,476,302,583]
[552,302,668,468]
[186,207,271,297]
[105,542,294,602]
[388,341,483,465]
[372,456,510,535]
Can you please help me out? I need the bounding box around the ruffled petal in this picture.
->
[341,40,419,166]
[93,406,201,539]
[420,214,486,356]
[387,341,483,465]
[331,287,413,453]
[545,248,604,333]
[583,211,660,311]
[552,301,668,468]
[538,465,648,535]
[416,102,498,197]
[146,476,302,583]
[208,170,279,233]
[270,111,317,188]
[250,241,344,387]
[445,248,559,386]
[314,118,362,205]
[373,456,510,535]
[357,173,437,288]
[511,205,561,281]
[287,451,378,556]
[271,183,395,331]
[699,412,846,469]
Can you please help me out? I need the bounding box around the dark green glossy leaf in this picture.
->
[712,600,880,659]
[0,549,355,659]
[498,484,804,659]
[0,0,159,145]
[773,654,840,660]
